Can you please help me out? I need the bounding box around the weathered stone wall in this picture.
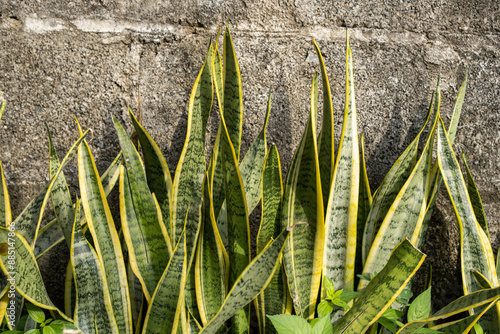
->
[0,0,498,311]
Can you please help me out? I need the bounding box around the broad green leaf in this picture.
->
[313,39,335,212]
[46,125,74,249]
[0,228,69,321]
[267,314,311,334]
[71,200,118,334]
[171,42,213,264]
[360,110,438,291]
[129,109,173,235]
[311,314,333,334]
[257,145,285,334]
[281,73,324,319]
[77,123,132,334]
[408,286,432,322]
[46,320,78,332]
[462,154,489,238]
[142,230,187,334]
[25,303,44,323]
[114,116,170,302]
[323,37,359,302]
[34,151,122,259]
[396,287,500,333]
[362,91,435,264]
[436,118,499,330]
[355,133,372,289]
[11,130,89,247]
[195,174,228,327]
[333,239,425,334]
[200,229,289,334]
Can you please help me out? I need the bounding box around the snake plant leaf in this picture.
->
[361,91,436,265]
[281,73,324,319]
[195,173,229,327]
[0,227,70,321]
[355,133,372,288]
[34,151,123,259]
[213,31,224,111]
[152,193,173,256]
[417,73,468,252]
[46,125,74,249]
[436,118,499,330]
[142,230,188,334]
[11,130,89,248]
[256,145,285,334]
[114,116,170,302]
[323,38,359,299]
[200,228,289,334]
[472,270,493,290]
[432,297,500,334]
[33,220,64,259]
[171,42,213,263]
[129,108,173,234]
[118,163,169,302]
[360,108,438,291]
[219,97,251,334]
[462,153,489,238]
[77,124,132,334]
[396,287,500,334]
[222,26,243,161]
[217,88,272,246]
[71,200,118,334]
[0,93,5,125]
[332,239,425,334]
[128,261,145,333]
[64,261,74,318]
[0,161,11,229]
[312,39,335,211]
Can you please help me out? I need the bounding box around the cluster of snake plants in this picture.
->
[0,26,498,334]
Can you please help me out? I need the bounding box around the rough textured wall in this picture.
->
[0,0,498,311]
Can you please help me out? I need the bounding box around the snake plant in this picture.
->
[0,26,497,334]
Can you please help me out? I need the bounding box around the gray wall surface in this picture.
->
[0,0,498,311]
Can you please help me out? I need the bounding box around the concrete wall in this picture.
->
[0,1,498,310]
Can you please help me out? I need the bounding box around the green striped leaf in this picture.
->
[200,229,289,334]
[0,93,5,126]
[11,130,89,247]
[397,287,500,334]
[34,151,122,259]
[129,109,173,236]
[333,239,425,334]
[217,89,272,246]
[118,163,170,302]
[281,73,324,319]
[219,94,251,333]
[436,118,499,330]
[462,153,489,238]
[0,227,70,321]
[46,125,74,249]
[361,91,436,264]
[323,38,359,303]
[473,270,493,290]
[355,133,372,288]
[257,145,285,334]
[222,26,243,161]
[195,174,228,328]
[432,297,500,333]
[114,116,170,302]
[313,39,335,211]
[64,261,74,318]
[77,125,132,334]
[142,230,187,334]
[171,42,213,263]
[71,200,118,333]
[360,108,438,291]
